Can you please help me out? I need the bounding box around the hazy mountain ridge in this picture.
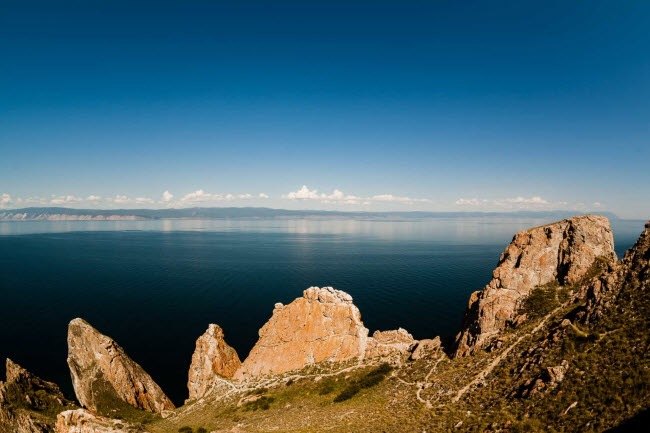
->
[0,207,620,221]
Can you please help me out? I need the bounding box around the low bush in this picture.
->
[333,363,393,402]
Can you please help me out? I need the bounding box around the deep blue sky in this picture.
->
[1,1,648,218]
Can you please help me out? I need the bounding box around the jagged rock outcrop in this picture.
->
[454,215,616,357]
[578,220,650,324]
[364,328,417,358]
[0,359,74,433]
[235,287,370,379]
[410,337,442,360]
[187,324,241,401]
[66,319,174,414]
[55,409,147,433]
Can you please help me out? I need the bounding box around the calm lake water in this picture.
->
[0,217,645,404]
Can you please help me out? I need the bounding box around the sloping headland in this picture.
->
[1,214,648,432]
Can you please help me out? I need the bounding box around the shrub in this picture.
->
[333,363,393,402]
[242,396,275,411]
[333,383,360,402]
[178,427,193,433]
[319,378,336,395]
[196,428,208,433]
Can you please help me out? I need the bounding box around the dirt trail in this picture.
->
[451,304,565,403]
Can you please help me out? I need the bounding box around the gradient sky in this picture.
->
[1,1,648,218]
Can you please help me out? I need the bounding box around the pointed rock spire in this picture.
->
[187,324,241,401]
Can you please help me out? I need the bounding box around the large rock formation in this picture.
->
[0,359,74,433]
[454,215,616,357]
[579,220,650,325]
[55,409,147,433]
[235,287,370,379]
[66,318,174,414]
[364,328,417,358]
[187,324,241,401]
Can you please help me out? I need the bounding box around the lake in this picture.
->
[0,217,644,405]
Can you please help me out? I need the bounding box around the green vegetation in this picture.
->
[333,363,393,403]
[242,396,275,411]
[520,280,563,320]
[318,378,336,395]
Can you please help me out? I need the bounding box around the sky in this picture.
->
[1,1,648,218]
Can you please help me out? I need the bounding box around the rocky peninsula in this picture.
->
[1,215,648,432]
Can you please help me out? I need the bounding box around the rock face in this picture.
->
[187,324,241,400]
[410,337,442,360]
[0,359,74,433]
[235,287,370,379]
[364,328,417,358]
[454,215,616,357]
[55,409,147,433]
[579,220,650,325]
[66,318,174,414]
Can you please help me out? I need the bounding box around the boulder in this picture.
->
[410,337,442,360]
[235,287,369,379]
[364,328,417,358]
[66,318,174,414]
[55,409,147,433]
[187,324,241,401]
[0,359,74,433]
[454,215,616,357]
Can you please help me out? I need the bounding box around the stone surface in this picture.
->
[55,409,147,433]
[579,220,650,324]
[66,318,174,414]
[364,328,417,358]
[187,324,241,401]
[0,359,74,433]
[410,337,442,360]
[454,215,616,357]
[235,287,369,379]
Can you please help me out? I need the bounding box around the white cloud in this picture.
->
[593,202,602,207]
[259,193,269,199]
[86,195,102,201]
[0,193,12,209]
[50,195,83,205]
[282,185,430,205]
[455,196,571,210]
[161,191,174,202]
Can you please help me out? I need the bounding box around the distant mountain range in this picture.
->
[0,206,621,221]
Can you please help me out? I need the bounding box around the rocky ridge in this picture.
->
[0,359,75,433]
[3,214,648,433]
[454,215,616,357]
[66,318,175,414]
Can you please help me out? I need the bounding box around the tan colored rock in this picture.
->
[0,359,75,433]
[66,319,174,414]
[235,287,369,379]
[364,328,417,358]
[454,215,616,357]
[55,409,147,433]
[410,337,442,360]
[187,324,241,401]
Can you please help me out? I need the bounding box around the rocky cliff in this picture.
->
[0,359,75,433]
[187,324,241,401]
[454,215,616,357]
[66,318,175,414]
